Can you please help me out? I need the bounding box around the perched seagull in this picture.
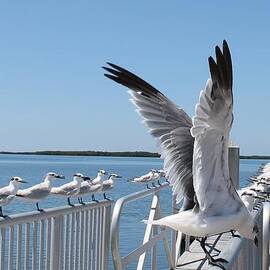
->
[16,172,65,211]
[50,173,90,206]
[92,169,108,185]
[78,180,102,203]
[103,40,258,269]
[0,177,27,217]
[78,169,107,203]
[129,169,160,189]
[101,173,122,200]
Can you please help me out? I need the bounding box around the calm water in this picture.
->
[0,154,267,269]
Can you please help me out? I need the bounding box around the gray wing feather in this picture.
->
[103,64,194,203]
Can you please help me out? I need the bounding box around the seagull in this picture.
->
[78,169,107,203]
[0,177,27,217]
[78,180,102,203]
[16,172,65,211]
[92,169,108,185]
[103,40,258,269]
[129,169,160,189]
[101,173,122,200]
[50,173,90,206]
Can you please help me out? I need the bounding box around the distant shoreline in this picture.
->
[0,151,269,160]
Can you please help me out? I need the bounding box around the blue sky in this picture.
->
[0,1,269,155]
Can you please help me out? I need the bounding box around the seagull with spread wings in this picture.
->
[103,40,258,269]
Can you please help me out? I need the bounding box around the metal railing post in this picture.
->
[228,146,240,189]
[262,202,270,270]
[50,215,63,270]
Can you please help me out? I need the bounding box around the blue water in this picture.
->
[0,154,267,269]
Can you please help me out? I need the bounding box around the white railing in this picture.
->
[111,186,270,270]
[0,200,112,270]
[206,201,268,270]
[111,183,178,270]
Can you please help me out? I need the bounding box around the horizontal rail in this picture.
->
[0,200,112,226]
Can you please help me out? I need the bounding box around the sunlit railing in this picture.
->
[207,201,269,270]
[111,185,270,270]
[0,200,112,270]
[111,183,177,270]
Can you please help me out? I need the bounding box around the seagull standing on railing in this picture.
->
[129,169,160,189]
[78,169,107,202]
[0,177,27,217]
[16,172,65,212]
[92,169,108,184]
[103,40,258,270]
[78,180,102,204]
[100,173,122,200]
[50,173,90,206]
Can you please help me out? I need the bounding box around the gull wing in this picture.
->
[17,183,50,200]
[103,63,194,204]
[51,183,77,195]
[191,40,243,216]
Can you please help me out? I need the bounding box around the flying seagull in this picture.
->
[17,172,65,211]
[103,40,258,269]
[50,173,90,206]
[0,177,27,217]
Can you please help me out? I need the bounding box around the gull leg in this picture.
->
[103,193,111,201]
[36,202,43,212]
[152,182,156,188]
[158,179,161,186]
[92,194,99,203]
[230,230,241,238]
[198,237,228,269]
[146,184,150,189]
[0,207,7,218]
[78,197,85,205]
[68,197,74,206]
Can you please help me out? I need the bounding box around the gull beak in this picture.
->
[104,172,108,175]
[83,176,91,181]
[18,179,28,183]
[116,175,122,178]
[56,175,65,179]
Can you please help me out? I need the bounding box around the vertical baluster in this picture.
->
[0,227,6,269]
[83,210,89,270]
[87,208,93,270]
[64,215,70,270]
[74,212,80,269]
[94,207,99,270]
[45,218,51,270]
[32,221,38,270]
[24,223,30,270]
[8,225,14,270]
[69,213,75,270]
[39,220,45,270]
[151,195,159,270]
[79,211,85,270]
[50,215,63,270]
[90,208,96,270]
[103,204,111,270]
[16,224,22,270]
[99,207,104,270]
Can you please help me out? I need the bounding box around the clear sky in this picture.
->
[0,1,269,155]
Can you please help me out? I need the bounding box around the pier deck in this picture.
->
[176,233,235,269]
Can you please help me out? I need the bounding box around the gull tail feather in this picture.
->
[142,219,162,226]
